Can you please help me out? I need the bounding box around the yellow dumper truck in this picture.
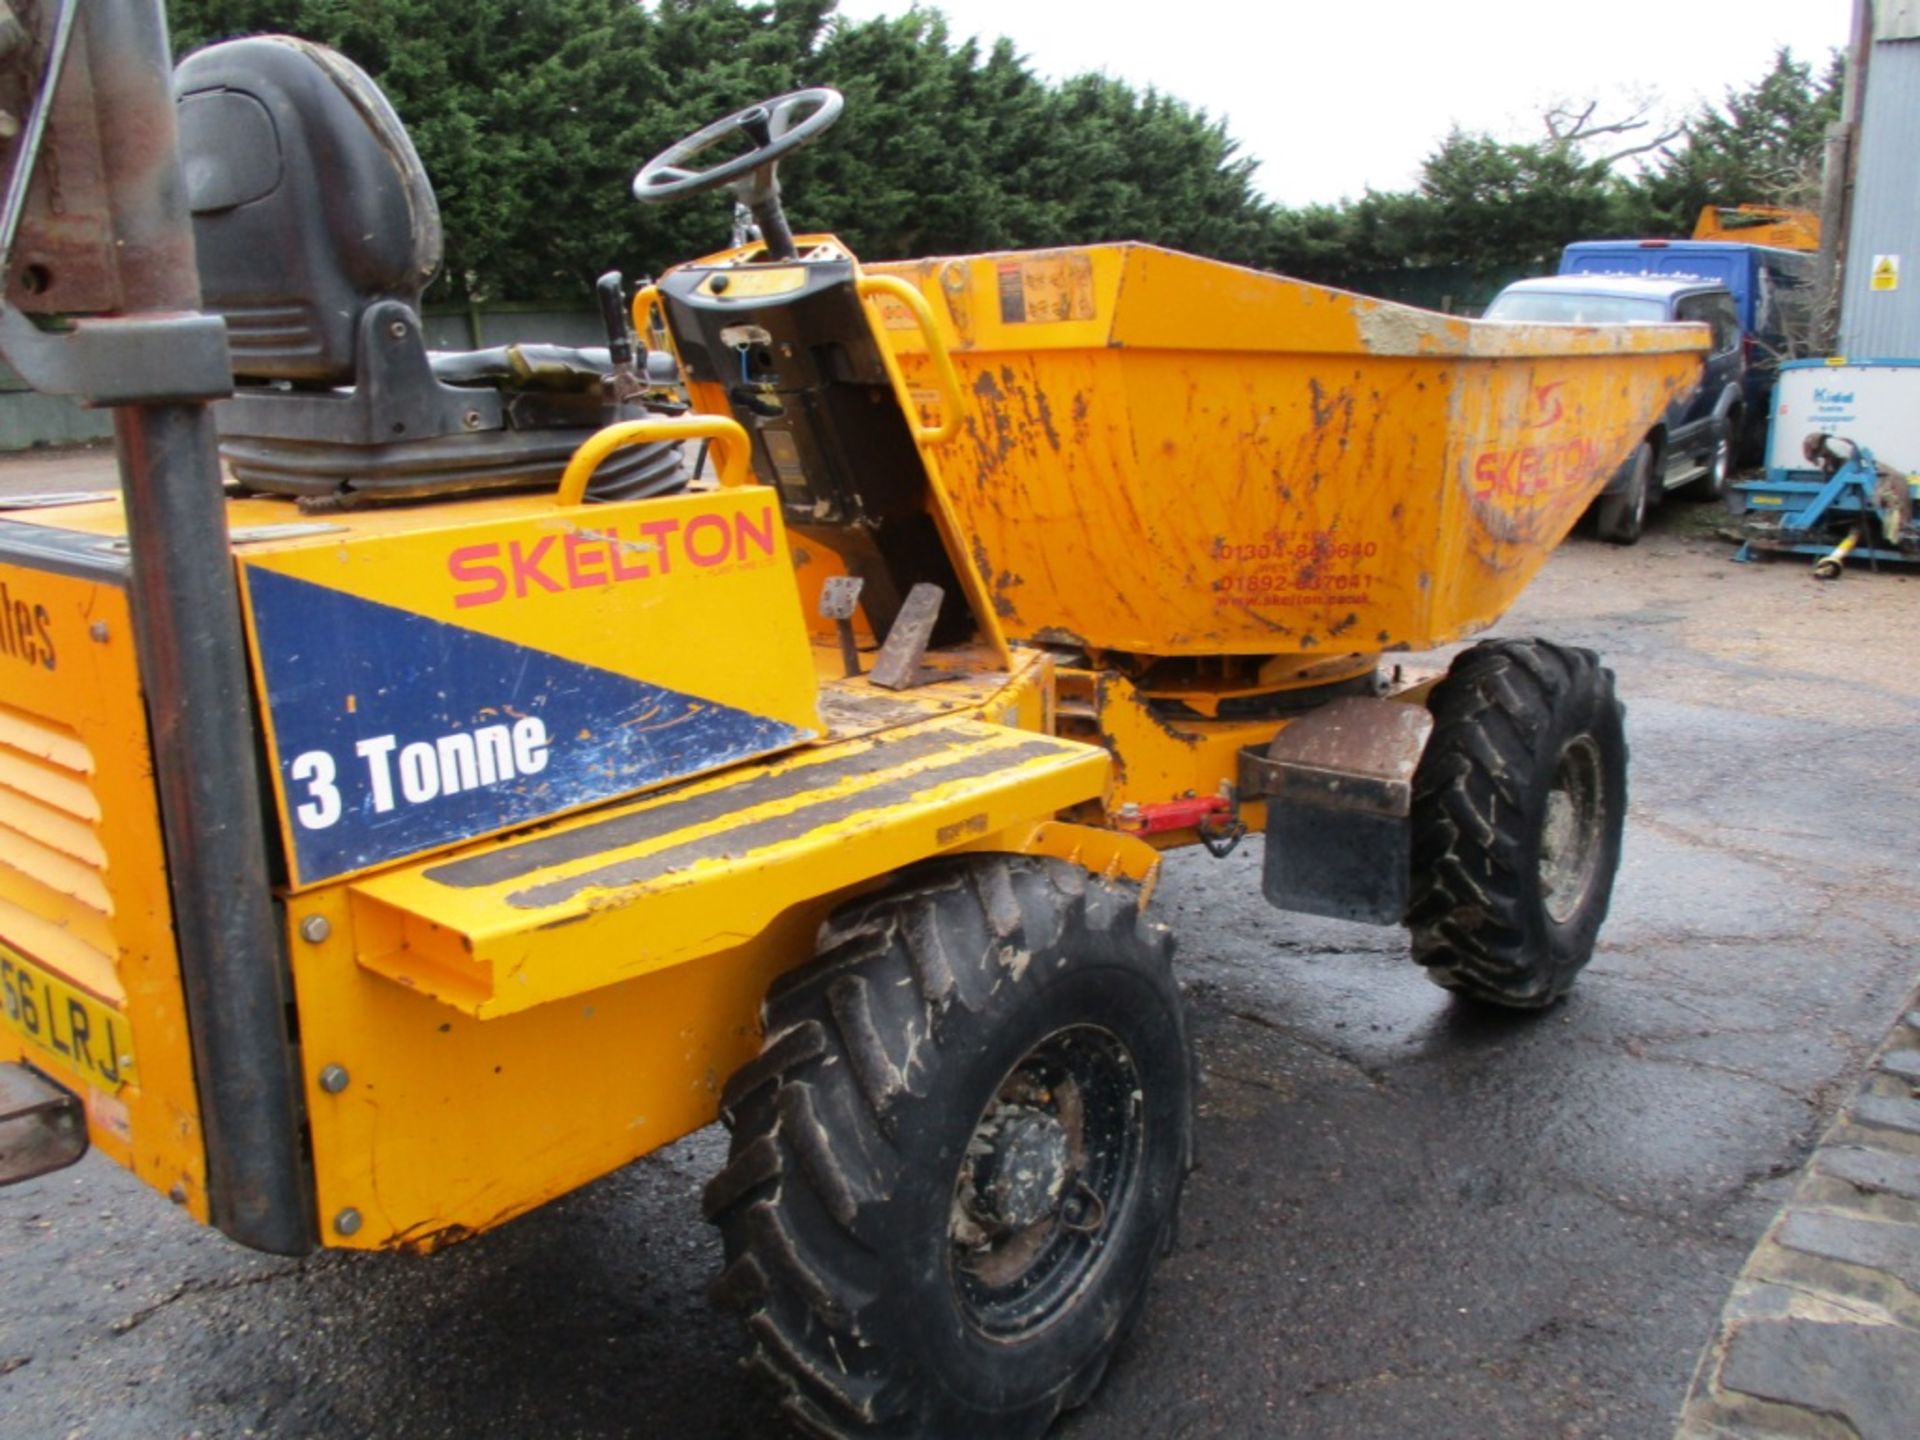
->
[0,8,1704,1436]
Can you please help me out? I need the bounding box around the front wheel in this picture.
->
[1406,639,1627,1008]
[706,855,1193,1439]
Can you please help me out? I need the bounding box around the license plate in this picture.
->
[0,941,136,1090]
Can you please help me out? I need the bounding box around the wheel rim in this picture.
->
[1539,735,1606,924]
[948,1025,1143,1340]
[1711,433,1731,491]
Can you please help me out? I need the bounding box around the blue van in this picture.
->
[1558,240,1815,459]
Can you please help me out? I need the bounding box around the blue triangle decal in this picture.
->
[245,567,812,884]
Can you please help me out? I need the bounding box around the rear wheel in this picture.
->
[1406,639,1627,1008]
[1595,440,1653,544]
[705,855,1193,1439]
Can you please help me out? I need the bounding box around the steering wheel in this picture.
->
[632,88,844,206]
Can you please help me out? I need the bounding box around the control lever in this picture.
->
[595,270,646,406]
[819,576,865,678]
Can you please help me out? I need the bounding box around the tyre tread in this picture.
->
[1408,637,1625,1007]
[705,855,1186,1438]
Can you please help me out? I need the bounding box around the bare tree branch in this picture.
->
[1543,100,1605,143]
[1591,129,1685,164]
[1541,98,1682,166]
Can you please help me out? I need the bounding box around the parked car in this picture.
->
[1558,238,1815,461]
[1483,274,1746,544]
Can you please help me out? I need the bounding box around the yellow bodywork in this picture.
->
[0,562,211,1220]
[1692,204,1819,252]
[0,485,1143,1249]
[297,714,1115,1249]
[0,230,1706,1253]
[866,244,1705,658]
[232,482,822,889]
[348,715,1104,1021]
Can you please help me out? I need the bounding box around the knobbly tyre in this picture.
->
[0,6,1706,1437]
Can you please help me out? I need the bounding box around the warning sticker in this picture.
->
[1871,255,1900,292]
[996,254,1096,324]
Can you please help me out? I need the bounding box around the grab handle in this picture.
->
[557,414,752,507]
[856,274,965,445]
[629,283,666,345]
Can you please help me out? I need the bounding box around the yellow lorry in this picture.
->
[0,8,1704,1436]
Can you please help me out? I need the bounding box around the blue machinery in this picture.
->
[1732,360,1920,578]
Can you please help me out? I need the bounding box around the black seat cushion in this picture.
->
[176,36,441,385]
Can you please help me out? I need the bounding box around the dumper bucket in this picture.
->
[870,245,1705,659]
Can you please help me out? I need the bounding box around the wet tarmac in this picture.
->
[3,490,1918,1439]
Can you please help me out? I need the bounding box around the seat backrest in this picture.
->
[175,36,441,385]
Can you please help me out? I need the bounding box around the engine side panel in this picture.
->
[0,528,211,1220]
[232,487,824,888]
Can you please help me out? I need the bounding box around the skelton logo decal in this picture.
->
[1524,381,1566,429]
[246,567,809,885]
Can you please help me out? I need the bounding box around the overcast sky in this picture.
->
[830,0,1853,205]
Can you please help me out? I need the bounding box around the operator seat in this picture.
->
[174,36,680,503]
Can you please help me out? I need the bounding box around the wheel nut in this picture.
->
[299,915,331,944]
[318,1064,350,1094]
[334,1207,363,1237]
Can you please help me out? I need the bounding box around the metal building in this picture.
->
[1839,4,1920,358]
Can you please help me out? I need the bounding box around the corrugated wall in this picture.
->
[1875,0,1920,41]
[1839,37,1920,358]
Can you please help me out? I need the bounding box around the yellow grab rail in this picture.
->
[556,413,753,507]
[853,270,1011,667]
[629,283,665,345]
[855,273,966,445]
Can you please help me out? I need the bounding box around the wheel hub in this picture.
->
[1539,734,1605,924]
[948,1026,1142,1339]
[963,1104,1073,1234]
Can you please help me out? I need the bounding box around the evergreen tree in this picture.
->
[1413,129,1622,278]
[163,4,1843,307]
[1625,48,1844,235]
